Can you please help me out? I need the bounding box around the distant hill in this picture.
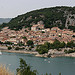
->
[0,18,11,24]
[0,6,75,31]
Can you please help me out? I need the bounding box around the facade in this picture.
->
[31,23,44,31]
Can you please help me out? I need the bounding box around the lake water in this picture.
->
[0,52,75,75]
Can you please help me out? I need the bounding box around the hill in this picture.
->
[0,6,75,31]
[0,18,11,24]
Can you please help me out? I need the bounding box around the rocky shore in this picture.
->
[1,49,75,58]
[1,50,38,55]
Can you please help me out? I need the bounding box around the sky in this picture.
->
[0,0,75,18]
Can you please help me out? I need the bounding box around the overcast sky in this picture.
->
[0,0,75,18]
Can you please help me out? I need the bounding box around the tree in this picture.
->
[45,73,48,75]
[16,58,37,75]
[15,47,19,50]
[52,39,61,49]
[67,41,75,48]
[49,73,51,75]
[17,42,24,46]
[36,44,48,54]
[8,46,12,50]
[60,42,66,48]
[27,40,34,46]
[59,72,61,75]
[0,41,3,44]
[22,36,27,40]
[22,36,27,45]
[44,42,50,50]
[4,41,13,45]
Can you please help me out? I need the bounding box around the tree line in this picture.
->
[36,39,75,54]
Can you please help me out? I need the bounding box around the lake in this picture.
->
[0,52,75,75]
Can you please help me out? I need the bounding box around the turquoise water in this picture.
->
[0,52,75,75]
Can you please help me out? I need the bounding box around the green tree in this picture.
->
[36,44,48,54]
[52,39,61,49]
[67,41,75,48]
[27,40,34,46]
[8,46,12,50]
[0,41,3,44]
[49,73,51,75]
[22,36,27,45]
[45,73,48,75]
[22,36,27,40]
[60,42,66,48]
[17,42,24,46]
[15,47,19,50]
[4,41,13,45]
[59,72,61,75]
[44,42,50,50]
[16,58,37,75]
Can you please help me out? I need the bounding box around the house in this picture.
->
[31,25,38,31]
[51,27,60,31]
[6,38,17,44]
[31,21,44,31]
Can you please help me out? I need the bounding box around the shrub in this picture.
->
[8,46,12,50]
[27,40,34,46]
[0,65,14,75]
[15,47,19,50]
[64,49,75,54]
[36,44,48,54]
[16,58,37,75]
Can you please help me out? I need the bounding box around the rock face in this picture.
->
[65,14,75,28]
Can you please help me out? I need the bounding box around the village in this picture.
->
[0,21,75,58]
[0,21,75,45]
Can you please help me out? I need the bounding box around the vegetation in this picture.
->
[4,41,13,45]
[15,47,25,50]
[36,42,49,54]
[59,72,61,75]
[22,36,27,40]
[45,73,61,75]
[36,40,75,54]
[0,6,75,31]
[17,42,24,46]
[68,26,75,32]
[50,40,66,49]
[0,58,62,75]
[41,31,45,33]
[0,64,14,75]
[16,58,37,75]
[27,40,34,46]
[64,49,75,54]
[0,41,14,45]
[66,41,75,48]
[16,58,62,75]
[0,41,3,44]
[8,46,12,50]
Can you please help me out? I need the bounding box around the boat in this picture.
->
[48,61,50,63]
[0,51,2,55]
[44,59,47,61]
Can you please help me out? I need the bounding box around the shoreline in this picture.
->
[1,50,38,55]
[1,50,75,58]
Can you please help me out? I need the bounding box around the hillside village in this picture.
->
[0,21,75,46]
